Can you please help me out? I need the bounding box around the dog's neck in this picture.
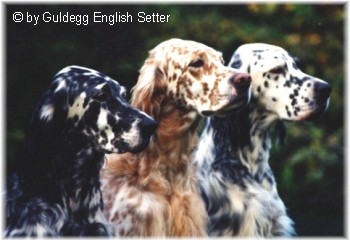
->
[60,146,106,222]
[149,102,200,174]
[202,99,281,177]
[108,101,201,188]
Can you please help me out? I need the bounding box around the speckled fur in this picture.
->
[195,43,331,237]
[5,66,156,237]
[101,38,251,237]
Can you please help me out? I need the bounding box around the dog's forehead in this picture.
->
[238,44,295,63]
[57,66,125,94]
[155,38,222,62]
[232,43,299,71]
[176,46,220,60]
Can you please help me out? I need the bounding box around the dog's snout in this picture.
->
[314,82,332,99]
[141,117,158,136]
[230,73,252,90]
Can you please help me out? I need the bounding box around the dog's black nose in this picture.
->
[314,82,332,99]
[142,117,158,136]
[230,73,252,90]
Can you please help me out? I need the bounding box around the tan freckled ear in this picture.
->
[131,53,167,121]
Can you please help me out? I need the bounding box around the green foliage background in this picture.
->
[6,4,344,236]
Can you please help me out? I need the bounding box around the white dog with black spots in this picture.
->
[195,43,331,237]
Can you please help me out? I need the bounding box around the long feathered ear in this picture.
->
[27,79,69,144]
[130,52,167,120]
[20,79,70,192]
[40,82,68,122]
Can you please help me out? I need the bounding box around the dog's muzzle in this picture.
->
[306,81,332,121]
[230,73,252,91]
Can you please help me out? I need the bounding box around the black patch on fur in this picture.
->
[203,186,230,216]
[212,159,251,188]
[291,76,303,86]
[230,54,242,69]
[83,101,101,132]
[293,89,299,96]
[211,104,252,152]
[210,213,241,235]
[264,81,269,88]
[257,86,261,93]
[284,80,291,88]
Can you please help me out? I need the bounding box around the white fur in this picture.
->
[40,104,55,122]
[67,92,87,120]
[120,119,141,148]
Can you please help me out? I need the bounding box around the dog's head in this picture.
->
[131,38,251,120]
[37,66,157,154]
[229,43,331,121]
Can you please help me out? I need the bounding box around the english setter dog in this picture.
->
[101,38,251,237]
[195,43,331,237]
[5,66,157,237]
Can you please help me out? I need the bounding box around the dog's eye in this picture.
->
[93,92,108,102]
[189,58,205,68]
[269,66,285,75]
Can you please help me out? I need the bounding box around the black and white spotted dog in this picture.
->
[195,43,331,237]
[5,66,157,237]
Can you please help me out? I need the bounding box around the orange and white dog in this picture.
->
[101,38,251,237]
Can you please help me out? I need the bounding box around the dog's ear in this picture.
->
[39,79,69,124]
[229,52,242,69]
[42,81,68,120]
[131,53,167,120]
[20,79,70,191]
[28,79,70,143]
